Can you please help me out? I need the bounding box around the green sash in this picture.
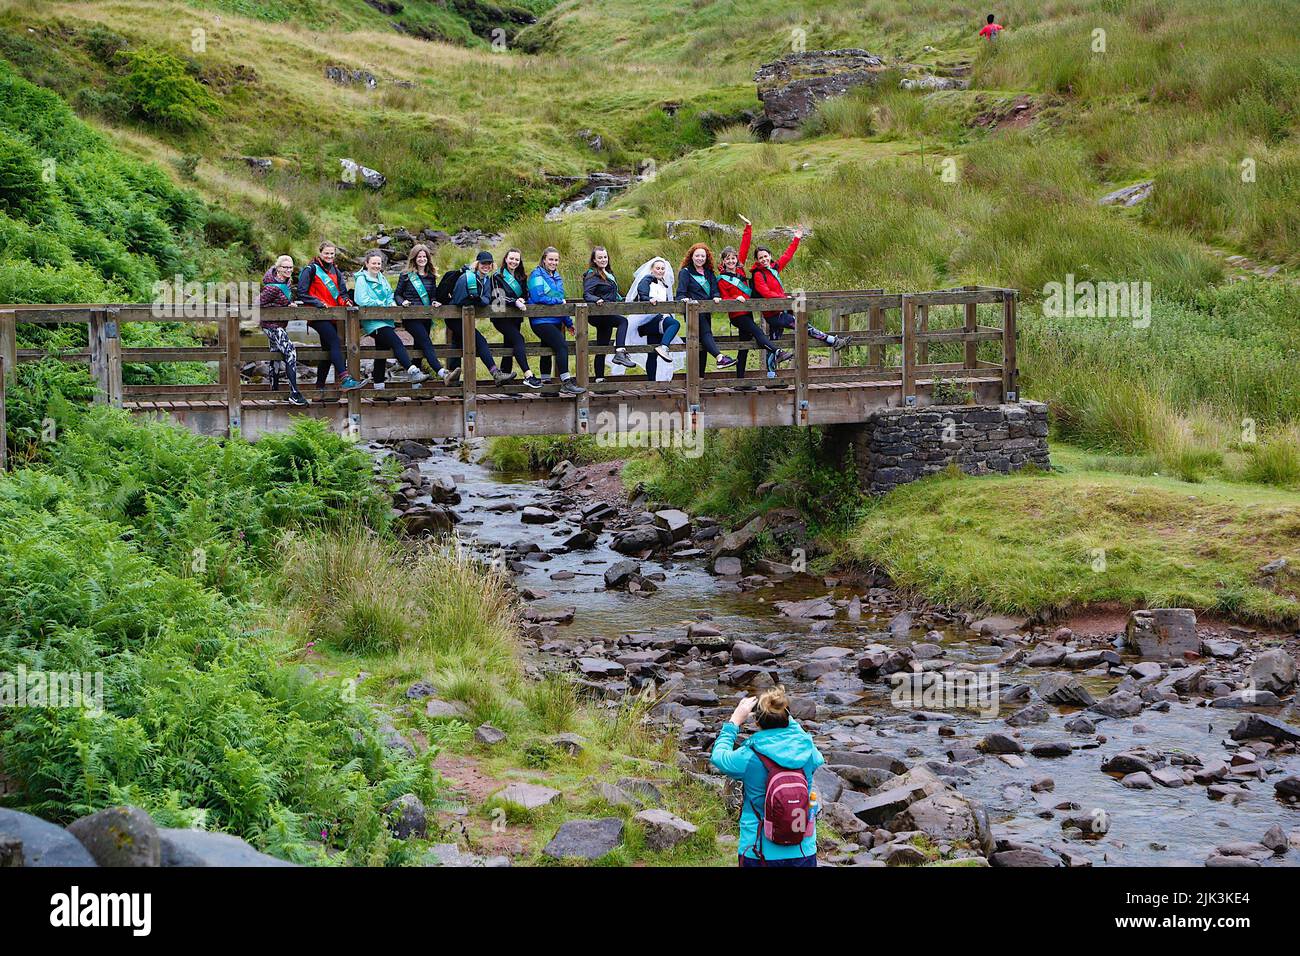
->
[313,263,341,300]
[407,272,431,306]
[689,270,712,297]
[720,272,752,297]
[498,270,523,298]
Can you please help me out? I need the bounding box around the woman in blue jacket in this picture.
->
[353,250,430,389]
[711,686,824,867]
[527,247,585,396]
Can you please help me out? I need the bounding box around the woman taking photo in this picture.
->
[493,247,543,389]
[711,687,824,867]
[352,249,431,389]
[527,247,585,396]
[297,240,367,392]
[259,254,309,406]
[583,246,621,381]
[395,244,461,385]
[675,242,735,374]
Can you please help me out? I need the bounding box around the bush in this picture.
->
[118,49,219,130]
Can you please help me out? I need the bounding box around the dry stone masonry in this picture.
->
[829,401,1050,495]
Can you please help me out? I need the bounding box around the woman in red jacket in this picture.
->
[749,225,849,351]
[718,216,791,379]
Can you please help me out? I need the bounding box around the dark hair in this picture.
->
[754,245,773,260]
[987,13,996,23]
[318,240,336,253]
[362,248,385,267]
[588,246,613,281]
[500,247,527,286]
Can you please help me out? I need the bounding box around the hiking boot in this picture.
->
[830,334,851,351]
[491,367,517,386]
[559,379,586,397]
[438,367,462,385]
[611,349,636,368]
[405,365,431,384]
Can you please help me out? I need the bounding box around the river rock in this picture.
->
[1038,673,1096,707]
[384,794,428,839]
[819,800,867,835]
[1250,648,1297,694]
[710,515,765,560]
[1102,752,1153,775]
[712,556,743,575]
[577,657,625,677]
[543,818,624,860]
[812,765,845,804]
[731,640,776,664]
[67,806,160,867]
[1089,690,1143,718]
[1230,714,1300,744]
[990,846,1061,867]
[1005,701,1051,727]
[474,723,507,745]
[604,559,642,590]
[397,504,456,537]
[564,529,598,550]
[1026,645,1068,667]
[1127,608,1199,660]
[612,526,664,554]
[977,733,1024,755]
[520,506,558,524]
[888,789,994,857]
[0,808,96,866]
[159,829,295,866]
[1121,771,1154,789]
[634,809,698,851]
[653,509,693,543]
[1276,776,1300,800]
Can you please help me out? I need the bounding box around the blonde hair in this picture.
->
[756,685,791,728]
[274,254,294,269]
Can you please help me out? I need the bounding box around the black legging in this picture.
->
[445,319,496,374]
[403,319,444,375]
[589,315,619,378]
[369,326,413,384]
[730,314,778,379]
[697,312,722,375]
[530,320,569,377]
[491,316,530,375]
[308,318,347,385]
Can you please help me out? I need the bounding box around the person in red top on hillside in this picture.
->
[717,215,792,379]
[296,240,367,392]
[979,14,1004,40]
[748,224,849,352]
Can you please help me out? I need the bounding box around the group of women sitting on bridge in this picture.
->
[257,218,850,406]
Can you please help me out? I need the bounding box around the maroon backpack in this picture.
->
[752,751,812,847]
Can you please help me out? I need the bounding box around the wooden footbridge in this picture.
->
[0,287,1017,459]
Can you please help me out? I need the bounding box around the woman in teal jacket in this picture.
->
[353,250,430,387]
[527,246,585,396]
[711,686,824,866]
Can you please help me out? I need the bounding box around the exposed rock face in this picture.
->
[753,49,886,139]
[338,158,386,190]
[1099,181,1154,207]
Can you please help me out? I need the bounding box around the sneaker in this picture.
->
[406,365,431,384]
[491,367,517,386]
[288,390,309,407]
[523,374,544,390]
[559,379,586,397]
[340,375,368,391]
[438,367,462,385]
[775,348,795,365]
[716,354,737,368]
[654,344,672,363]
[611,349,636,368]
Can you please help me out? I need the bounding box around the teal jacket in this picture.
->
[353,270,396,334]
[710,719,824,861]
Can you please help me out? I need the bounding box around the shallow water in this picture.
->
[396,440,1300,866]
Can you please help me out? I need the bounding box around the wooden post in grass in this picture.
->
[573,302,590,434]
[460,305,477,438]
[901,294,916,406]
[1002,290,1018,402]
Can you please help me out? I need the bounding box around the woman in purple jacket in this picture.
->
[259,255,308,406]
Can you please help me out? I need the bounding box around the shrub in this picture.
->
[118,49,219,130]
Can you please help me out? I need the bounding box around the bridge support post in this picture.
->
[0,310,16,387]
[793,300,809,426]
[88,308,123,408]
[460,305,477,439]
[828,308,843,368]
[684,302,700,432]
[573,303,590,434]
[220,310,240,433]
[1002,290,1018,402]
[963,285,979,370]
[345,308,362,439]
[900,294,916,407]
[867,302,883,369]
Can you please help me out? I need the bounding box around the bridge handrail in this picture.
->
[0,286,1017,445]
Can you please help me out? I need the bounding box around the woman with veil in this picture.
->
[608,256,682,381]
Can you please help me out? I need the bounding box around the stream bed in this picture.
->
[381,439,1300,867]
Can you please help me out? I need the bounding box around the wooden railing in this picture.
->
[0,285,1017,455]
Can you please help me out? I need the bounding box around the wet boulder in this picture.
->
[1126,608,1199,660]
[1038,673,1096,707]
[653,509,693,543]
[1250,648,1297,694]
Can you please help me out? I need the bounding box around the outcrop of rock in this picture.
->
[753,49,886,139]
